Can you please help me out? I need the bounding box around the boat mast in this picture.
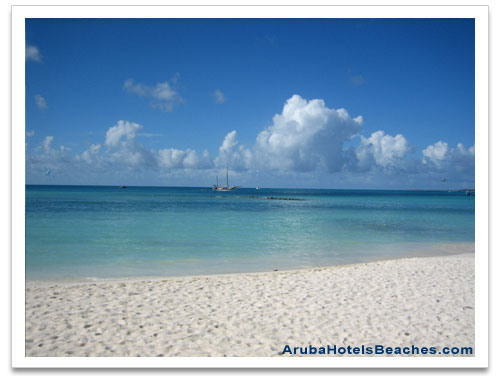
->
[226,164,229,187]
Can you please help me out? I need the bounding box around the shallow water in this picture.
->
[25,185,475,280]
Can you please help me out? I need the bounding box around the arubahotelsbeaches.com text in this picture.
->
[281,344,473,356]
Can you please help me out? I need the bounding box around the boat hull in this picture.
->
[213,186,236,191]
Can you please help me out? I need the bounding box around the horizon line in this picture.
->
[25,183,475,192]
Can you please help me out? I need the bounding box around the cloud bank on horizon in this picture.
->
[26,94,475,189]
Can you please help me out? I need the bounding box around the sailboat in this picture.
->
[213,165,237,191]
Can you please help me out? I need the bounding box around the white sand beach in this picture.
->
[25,253,475,357]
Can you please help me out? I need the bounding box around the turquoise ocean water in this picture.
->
[25,185,475,280]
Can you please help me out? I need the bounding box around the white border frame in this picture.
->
[12,4,488,368]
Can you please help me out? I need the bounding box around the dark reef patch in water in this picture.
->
[247,196,304,201]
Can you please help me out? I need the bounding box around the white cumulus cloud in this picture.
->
[356,131,410,170]
[422,141,449,166]
[254,95,363,172]
[123,78,183,112]
[215,130,252,170]
[42,136,54,153]
[157,148,212,170]
[213,89,226,104]
[35,94,47,110]
[25,95,475,188]
[28,136,72,178]
[26,45,41,62]
[80,120,213,171]
[103,121,156,168]
[422,141,474,172]
[105,120,142,148]
[80,144,102,164]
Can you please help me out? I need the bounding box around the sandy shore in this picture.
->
[25,253,475,357]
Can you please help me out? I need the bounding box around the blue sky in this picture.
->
[25,18,475,189]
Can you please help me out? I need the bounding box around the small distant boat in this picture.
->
[120,185,127,189]
[256,186,260,190]
[213,165,237,191]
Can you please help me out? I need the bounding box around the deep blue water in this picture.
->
[25,185,475,280]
